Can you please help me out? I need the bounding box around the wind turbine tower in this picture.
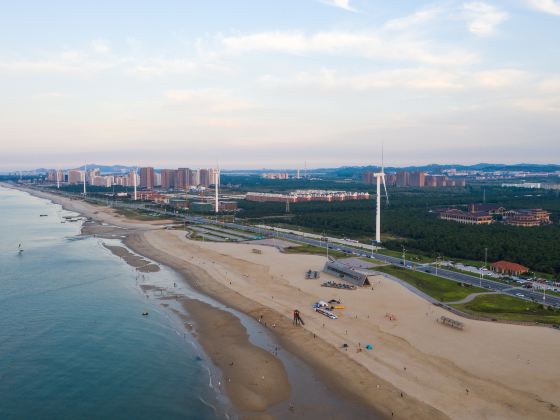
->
[83,165,87,196]
[132,167,138,201]
[374,147,389,244]
[214,166,220,214]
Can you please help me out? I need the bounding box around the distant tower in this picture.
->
[56,169,60,189]
[133,167,137,201]
[304,161,307,178]
[83,165,87,196]
[214,166,220,214]
[296,168,300,179]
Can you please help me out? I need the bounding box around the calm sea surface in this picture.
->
[0,186,223,419]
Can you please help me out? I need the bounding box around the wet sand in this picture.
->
[180,299,291,414]
[102,244,160,273]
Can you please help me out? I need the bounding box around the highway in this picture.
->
[29,187,560,308]
[189,216,560,308]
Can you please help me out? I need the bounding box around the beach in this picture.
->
[14,186,560,419]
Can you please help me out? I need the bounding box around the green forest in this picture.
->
[237,186,560,276]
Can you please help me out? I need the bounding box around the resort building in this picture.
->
[504,209,551,227]
[490,261,529,276]
[245,190,370,203]
[439,209,493,225]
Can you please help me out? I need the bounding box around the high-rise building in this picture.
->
[154,171,162,187]
[128,172,139,188]
[140,167,154,190]
[161,169,177,190]
[209,168,220,185]
[396,171,410,187]
[362,171,375,185]
[176,168,191,190]
[199,169,210,187]
[68,169,85,184]
[188,170,198,186]
[409,171,426,187]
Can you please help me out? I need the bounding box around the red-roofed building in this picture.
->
[490,261,529,276]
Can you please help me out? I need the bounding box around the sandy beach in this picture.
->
[13,185,560,419]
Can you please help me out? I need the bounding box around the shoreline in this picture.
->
[11,185,560,420]
[8,185,400,418]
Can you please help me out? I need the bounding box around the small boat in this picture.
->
[142,312,149,316]
[18,243,24,254]
[40,214,48,217]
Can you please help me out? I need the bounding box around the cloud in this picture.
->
[462,2,509,36]
[320,0,357,12]
[130,58,198,77]
[91,39,111,54]
[220,31,477,66]
[261,68,465,91]
[473,69,528,88]
[165,88,253,112]
[383,6,442,31]
[526,0,560,15]
[0,50,116,75]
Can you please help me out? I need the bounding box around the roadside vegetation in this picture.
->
[236,185,560,277]
[452,294,560,324]
[283,244,348,259]
[375,265,487,302]
[114,207,166,221]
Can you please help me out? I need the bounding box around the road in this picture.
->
[29,187,560,309]
[189,216,560,308]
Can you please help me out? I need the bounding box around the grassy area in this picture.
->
[452,294,560,324]
[376,248,434,264]
[360,257,389,265]
[375,265,486,302]
[283,244,348,259]
[114,208,168,221]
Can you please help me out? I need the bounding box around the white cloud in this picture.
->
[384,6,442,31]
[473,69,528,88]
[0,50,116,75]
[320,0,357,12]
[220,31,477,66]
[130,58,198,77]
[526,0,560,15]
[165,88,253,112]
[261,68,464,91]
[91,39,111,54]
[462,2,509,37]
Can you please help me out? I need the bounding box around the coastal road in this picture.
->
[28,188,560,309]
[188,216,560,308]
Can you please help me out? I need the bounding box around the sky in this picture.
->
[1,0,559,170]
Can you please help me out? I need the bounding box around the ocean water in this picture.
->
[0,186,223,419]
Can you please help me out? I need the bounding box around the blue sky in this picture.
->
[1,0,559,169]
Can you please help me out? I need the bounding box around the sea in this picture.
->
[0,186,224,419]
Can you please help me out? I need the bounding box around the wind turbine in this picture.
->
[83,164,87,196]
[132,166,138,201]
[374,146,389,244]
[214,165,220,214]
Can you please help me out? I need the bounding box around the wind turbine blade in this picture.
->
[382,175,389,205]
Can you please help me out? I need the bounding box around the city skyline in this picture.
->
[1,0,560,170]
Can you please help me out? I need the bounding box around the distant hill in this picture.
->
[25,163,560,176]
